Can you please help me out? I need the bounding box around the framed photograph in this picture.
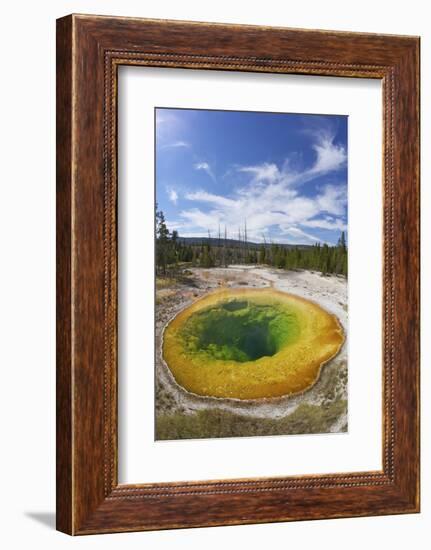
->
[56,14,420,535]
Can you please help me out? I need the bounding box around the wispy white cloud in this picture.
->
[156,111,178,132]
[301,215,347,231]
[176,182,346,244]
[167,188,178,205]
[156,110,189,149]
[168,130,346,245]
[308,133,347,175]
[316,184,347,216]
[161,140,190,150]
[194,161,216,182]
[185,190,235,208]
[280,226,328,244]
[236,131,346,189]
[238,163,280,183]
[179,208,221,231]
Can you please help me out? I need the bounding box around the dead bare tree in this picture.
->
[223,225,227,267]
[217,223,221,266]
[244,219,248,264]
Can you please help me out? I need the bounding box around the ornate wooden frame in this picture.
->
[56,14,420,535]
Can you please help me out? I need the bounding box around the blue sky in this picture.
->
[155,108,347,245]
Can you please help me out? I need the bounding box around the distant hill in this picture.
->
[178,236,313,250]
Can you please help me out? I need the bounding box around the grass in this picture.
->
[155,399,347,440]
[156,277,178,290]
[156,273,199,289]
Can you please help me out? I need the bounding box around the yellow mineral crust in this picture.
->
[162,287,345,400]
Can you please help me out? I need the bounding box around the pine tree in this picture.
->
[338,231,347,251]
[155,205,170,275]
[223,226,228,267]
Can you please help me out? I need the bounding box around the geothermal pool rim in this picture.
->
[161,287,345,401]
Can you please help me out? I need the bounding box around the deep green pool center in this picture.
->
[180,299,301,363]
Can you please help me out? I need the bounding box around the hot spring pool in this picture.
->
[162,288,344,400]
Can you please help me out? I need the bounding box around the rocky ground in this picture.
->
[155,266,348,440]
